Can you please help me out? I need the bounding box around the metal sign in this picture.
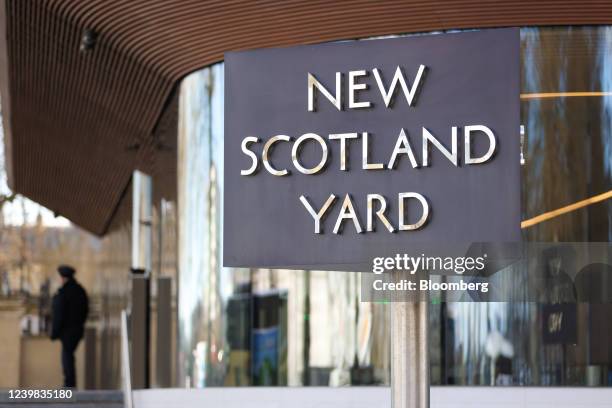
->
[224,28,520,268]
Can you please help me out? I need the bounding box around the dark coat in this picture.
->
[51,278,89,343]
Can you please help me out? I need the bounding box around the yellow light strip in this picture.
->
[521,190,612,229]
[520,91,612,100]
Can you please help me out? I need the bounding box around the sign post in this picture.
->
[224,28,520,407]
[391,274,429,408]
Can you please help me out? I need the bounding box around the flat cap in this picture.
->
[57,265,76,277]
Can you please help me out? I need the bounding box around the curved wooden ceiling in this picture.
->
[1,0,612,235]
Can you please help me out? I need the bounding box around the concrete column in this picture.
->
[0,299,23,388]
[84,327,97,389]
[131,275,150,389]
[155,276,172,387]
[390,295,429,408]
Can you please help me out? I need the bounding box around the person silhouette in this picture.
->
[50,265,89,388]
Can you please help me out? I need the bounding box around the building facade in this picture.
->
[175,27,612,387]
[0,0,611,393]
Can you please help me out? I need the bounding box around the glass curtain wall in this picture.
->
[177,26,612,387]
[177,65,389,387]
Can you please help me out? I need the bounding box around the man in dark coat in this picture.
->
[51,265,89,388]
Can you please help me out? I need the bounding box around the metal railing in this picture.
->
[121,309,133,408]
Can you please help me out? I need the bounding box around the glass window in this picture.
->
[177,26,612,388]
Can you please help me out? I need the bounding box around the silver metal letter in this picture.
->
[329,133,358,171]
[348,70,371,109]
[362,132,384,170]
[300,194,337,234]
[398,192,430,231]
[373,65,426,108]
[388,128,419,169]
[333,194,363,234]
[292,133,329,175]
[240,136,259,176]
[308,72,342,111]
[367,194,395,233]
[464,125,497,164]
[422,127,458,167]
[263,135,291,176]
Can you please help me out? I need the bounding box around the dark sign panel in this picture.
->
[224,28,520,268]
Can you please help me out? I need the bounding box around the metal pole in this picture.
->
[390,271,429,408]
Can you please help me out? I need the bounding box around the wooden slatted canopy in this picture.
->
[1,0,611,235]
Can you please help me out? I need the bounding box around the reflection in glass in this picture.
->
[435,26,612,387]
[177,27,612,388]
[177,65,391,387]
